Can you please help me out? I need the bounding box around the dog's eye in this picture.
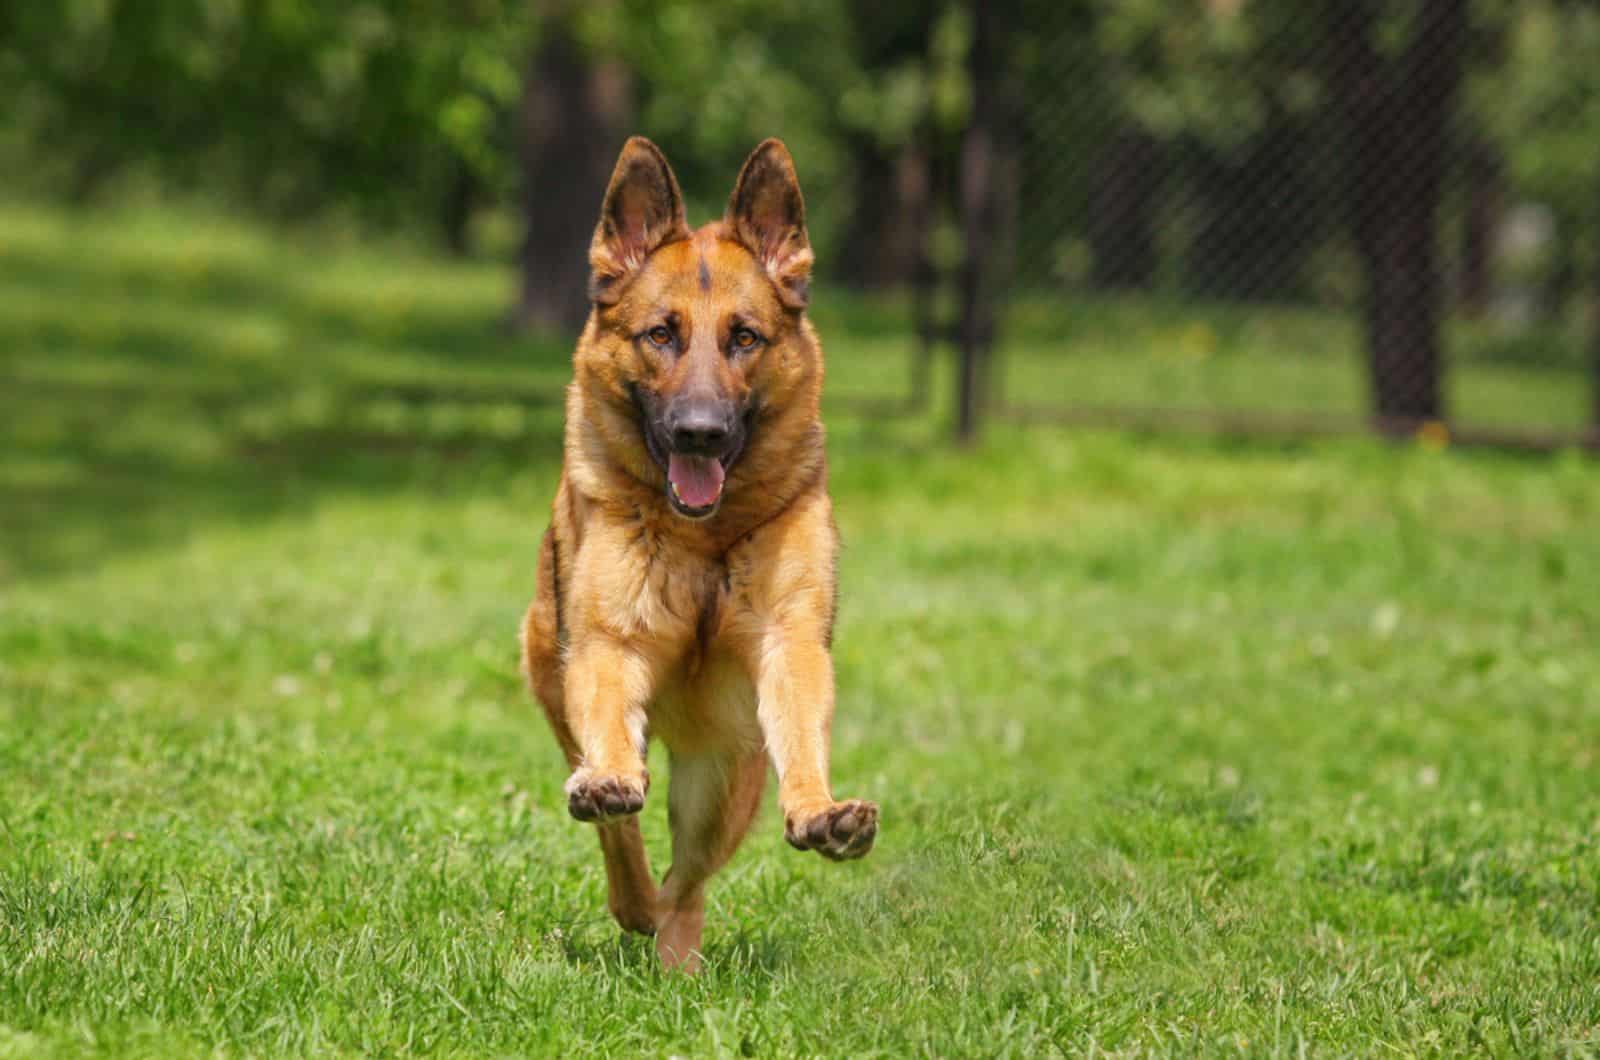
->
[731,327,761,351]
[646,326,673,348]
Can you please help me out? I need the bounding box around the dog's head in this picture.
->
[578,137,817,520]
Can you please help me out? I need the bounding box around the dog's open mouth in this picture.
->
[629,383,752,521]
[666,453,726,517]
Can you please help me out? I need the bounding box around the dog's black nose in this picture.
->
[669,404,733,453]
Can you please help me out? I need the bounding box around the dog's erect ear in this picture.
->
[724,139,813,310]
[589,137,691,305]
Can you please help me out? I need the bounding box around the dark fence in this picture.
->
[925,0,1600,448]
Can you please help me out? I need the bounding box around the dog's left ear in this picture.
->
[725,139,813,310]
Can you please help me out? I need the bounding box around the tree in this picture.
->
[1063,0,1341,300]
[1474,1,1600,325]
[956,0,1021,442]
[1593,168,1600,443]
[0,2,531,237]
[508,0,860,332]
[1457,135,1506,317]
[1086,129,1163,290]
[512,9,631,335]
[832,4,942,290]
[1322,0,1471,429]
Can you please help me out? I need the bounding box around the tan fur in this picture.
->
[520,138,877,973]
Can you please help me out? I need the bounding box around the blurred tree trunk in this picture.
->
[1592,170,1600,444]
[836,6,940,290]
[68,143,125,203]
[512,12,631,335]
[956,0,1019,443]
[1540,222,1578,319]
[837,139,933,289]
[1088,128,1162,290]
[1325,0,1469,431]
[1185,116,1329,301]
[1457,15,1507,320]
[1458,136,1503,317]
[440,160,479,258]
[909,118,957,411]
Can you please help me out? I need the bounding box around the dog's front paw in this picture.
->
[785,799,878,861]
[565,769,648,822]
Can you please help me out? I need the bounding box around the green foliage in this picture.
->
[591,0,971,252]
[1010,0,1600,305]
[603,0,860,226]
[0,0,535,223]
[0,0,976,261]
[6,0,1594,310]
[1474,1,1600,226]
[3,202,1599,1055]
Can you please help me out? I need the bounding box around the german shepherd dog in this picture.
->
[520,137,878,972]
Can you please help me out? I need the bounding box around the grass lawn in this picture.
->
[992,295,1595,438]
[2,203,1599,1056]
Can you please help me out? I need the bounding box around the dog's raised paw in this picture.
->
[785,799,878,861]
[566,771,647,822]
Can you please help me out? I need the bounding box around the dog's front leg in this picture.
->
[562,633,655,821]
[755,629,878,861]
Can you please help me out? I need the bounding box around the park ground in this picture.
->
[2,204,1598,1056]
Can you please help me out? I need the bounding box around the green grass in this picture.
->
[2,202,1599,1056]
[994,295,1593,435]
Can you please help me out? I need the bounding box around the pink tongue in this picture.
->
[667,453,726,509]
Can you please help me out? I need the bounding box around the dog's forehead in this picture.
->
[631,230,779,319]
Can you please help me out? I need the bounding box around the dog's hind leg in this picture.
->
[597,818,658,935]
[545,705,658,935]
[539,695,658,935]
[655,749,767,972]
[524,595,658,936]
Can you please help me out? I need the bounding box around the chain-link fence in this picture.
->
[933,0,1600,448]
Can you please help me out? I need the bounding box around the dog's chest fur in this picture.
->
[599,506,719,638]
[604,509,763,755]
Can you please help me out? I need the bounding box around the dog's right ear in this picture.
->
[589,137,690,305]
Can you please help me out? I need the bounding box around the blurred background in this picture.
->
[3,0,1599,563]
[5,1,1599,442]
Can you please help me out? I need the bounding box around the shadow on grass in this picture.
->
[0,239,536,366]
[1,410,569,584]
[0,231,579,583]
